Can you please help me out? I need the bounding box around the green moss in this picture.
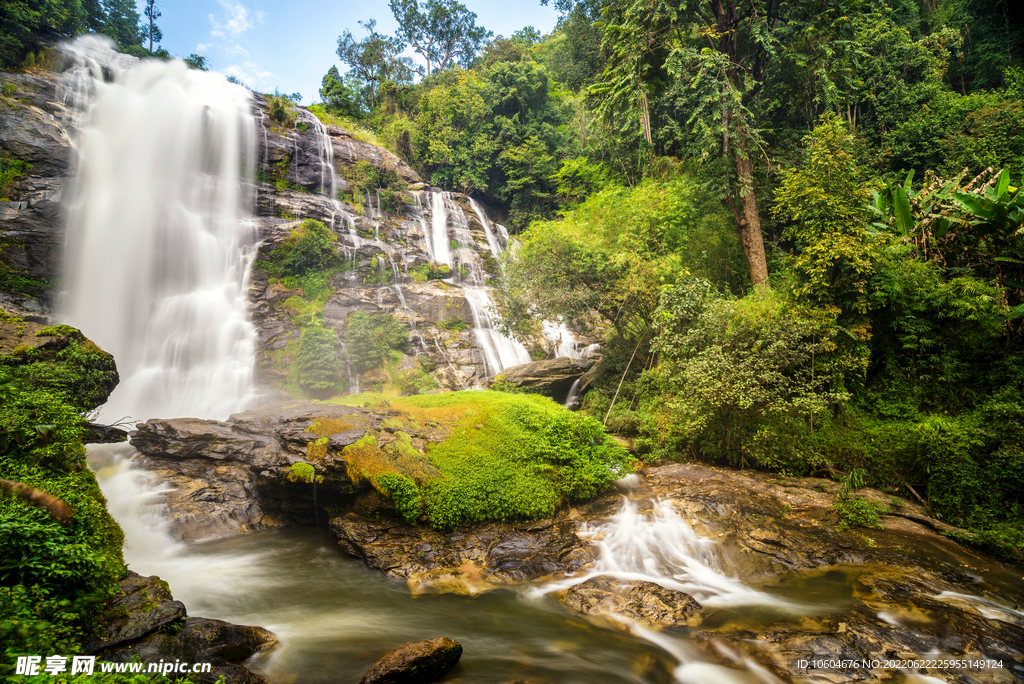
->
[329,391,632,530]
[0,318,125,672]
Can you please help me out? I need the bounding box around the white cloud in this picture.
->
[209,0,255,37]
[255,10,266,23]
[196,43,209,53]
[220,62,277,90]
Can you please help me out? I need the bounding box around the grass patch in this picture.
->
[326,391,632,529]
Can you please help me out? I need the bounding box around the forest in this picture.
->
[298,0,1024,559]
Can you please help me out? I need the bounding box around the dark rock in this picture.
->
[83,421,129,443]
[88,572,276,684]
[97,617,276,684]
[358,637,462,684]
[492,357,592,402]
[557,577,701,626]
[86,572,186,652]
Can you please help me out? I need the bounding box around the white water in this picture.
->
[468,197,500,257]
[61,36,258,421]
[464,286,531,376]
[543,320,582,359]
[430,192,451,266]
[564,377,583,409]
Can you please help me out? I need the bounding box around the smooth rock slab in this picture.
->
[359,637,463,684]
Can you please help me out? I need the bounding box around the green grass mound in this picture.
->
[327,391,632,530]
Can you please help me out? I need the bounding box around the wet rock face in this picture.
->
[329,506,613,593]
[129,401,377,541]
[557,577,702,627]
[87,572,276,684]
[0,73,74,316]
[358,637,463,684]
[492,357,593,401]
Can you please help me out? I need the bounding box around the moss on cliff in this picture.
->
[0,312,125,671]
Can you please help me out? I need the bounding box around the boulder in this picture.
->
[358,637,463,684]
[492,357,592,402]
[557,577,702,626]
[88,571,276,684]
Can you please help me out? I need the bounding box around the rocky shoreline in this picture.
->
[125,401,1024,683]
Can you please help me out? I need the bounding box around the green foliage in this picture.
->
[295,326,342,396]
[436,315,467,332]
[287,462,324,484]
[266,92,297,128]
[1,158,32,202]
[372,472,421,524]
[414,392,632,529]
[335,19,413,111]
[281,220,340,278]
[0,319,125,670]
[389,0,492,77]
[773,114,877,317]
[183,53,208,71]
[343,312,410,375]
[1,83,15,98]
[652,284,857,470]
[834,496,885,532]
[494,175,744,341]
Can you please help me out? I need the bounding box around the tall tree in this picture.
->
[593,0,779,287]
[389,0,492,76]
[336,19,412,109]
[143,0,161,54]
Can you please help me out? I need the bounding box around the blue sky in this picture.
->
[148,0,562,104]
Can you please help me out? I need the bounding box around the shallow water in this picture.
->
[142,528,674,684]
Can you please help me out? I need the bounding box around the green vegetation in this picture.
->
[328,391,632,529]
[0,158,31,201]
[343,311,410,375]
[296,326,343,397]
[0,318,125,673]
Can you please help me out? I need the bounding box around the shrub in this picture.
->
[343,312,409,375]
[652,283,859,470]
[328,391,632,530]
[282,220,339,277]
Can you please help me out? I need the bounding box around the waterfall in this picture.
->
[564,378,583,409]
[61,36,257,421]
[464,286,531,377]
[430,192,451,266]
[543,321,582,359]
[468,197,501,257]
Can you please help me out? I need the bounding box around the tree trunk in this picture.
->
[733,135,770,287]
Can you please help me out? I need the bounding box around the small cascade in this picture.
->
[412,193,435,263]
[539,491,796,611]
[564,378,583,409]
[464,286,532,377]
[346,214,362,248]
[543,321,582,359]
[468,197,500,257]
[581,343,602,359]
[429,191,452,266]
[60,36,258,421]
[296,108,335,198]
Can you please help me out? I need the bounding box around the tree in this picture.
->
[99,0,144,54]
[389,0,492,76]
[319,65,364,118]
[593,0,782,287]
[183,53,208,70]
[143,0,161,54]
[336,19,413,109]
[296,326,342,395]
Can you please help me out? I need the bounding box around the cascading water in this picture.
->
[61,36,258,421]
[430,191,452,266]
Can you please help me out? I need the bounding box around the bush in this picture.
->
[652,284,858,470]
[295,326,342,396]
[281,220,339,277]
